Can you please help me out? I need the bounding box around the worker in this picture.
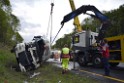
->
[60,44,71,74]
[100,39,110,76]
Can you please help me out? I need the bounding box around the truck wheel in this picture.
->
[92,54,103,68]
[109,62,119,67]
[77,54,88,67]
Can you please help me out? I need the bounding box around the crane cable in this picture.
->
[51,23,64,45]
[46,0,54,44]
[48,0,65,45]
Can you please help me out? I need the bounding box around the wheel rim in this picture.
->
[79,56,85,63]
[94,57,101,65]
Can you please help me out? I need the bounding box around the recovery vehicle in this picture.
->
[61,0,123,67]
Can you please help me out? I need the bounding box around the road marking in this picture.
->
[79,69,124,83]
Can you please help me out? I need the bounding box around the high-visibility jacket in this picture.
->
[61,47,70,58]
[62,47,69,54]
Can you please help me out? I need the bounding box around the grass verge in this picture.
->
[0,48,100,83]
[27,62,100,83]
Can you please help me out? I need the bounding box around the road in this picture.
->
[47,58,124,83]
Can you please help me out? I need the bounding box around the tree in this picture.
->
[81,17,100,32]
[52,33,73,49]
[0,0,23,46]
[105,4,124,37]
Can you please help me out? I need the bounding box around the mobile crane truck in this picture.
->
[61,0,124,68]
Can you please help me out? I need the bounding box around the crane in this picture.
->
[68,0,82,32]
[61,4,110,41]
[60,2,111,67]
[51,0,82,44]
[61,0,124,68]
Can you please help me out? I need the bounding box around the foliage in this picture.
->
[52,33,73,49]
[0,0,23,47]
[0,0,11,7]
[105,4,124,37]
[81,17,100,32]
[0,8,8,42]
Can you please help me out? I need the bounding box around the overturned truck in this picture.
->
[12,36,51,72]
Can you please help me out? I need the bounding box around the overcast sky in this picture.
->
[10,0,124,43]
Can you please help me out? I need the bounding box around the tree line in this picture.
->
[53,4,124,49]
[0,0,23,47]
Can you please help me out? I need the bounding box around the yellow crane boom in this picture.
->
[69,0,82,32]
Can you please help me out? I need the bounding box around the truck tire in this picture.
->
[109,62,119,67]
[77,54,88,67]
[92,54,103,68]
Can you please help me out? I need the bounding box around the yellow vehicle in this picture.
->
[106,35,124,66]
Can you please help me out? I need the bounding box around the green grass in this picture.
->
[0,48,27,83]
[0,48,100,83]
[28,63,100,83]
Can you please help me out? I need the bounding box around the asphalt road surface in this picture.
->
[47,58,124,83]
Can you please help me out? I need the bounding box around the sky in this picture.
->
[10,0,124,44]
